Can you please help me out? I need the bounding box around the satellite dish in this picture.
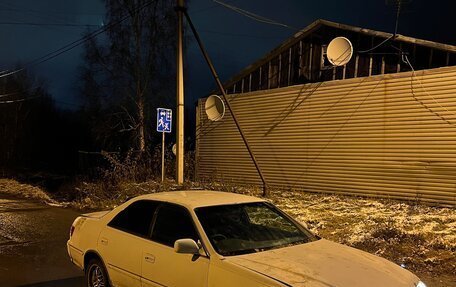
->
[172,143,176,156]
[205,95,225,121]
[327,37,353,66]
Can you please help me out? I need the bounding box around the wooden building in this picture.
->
[221,19,456,94]
[196,20,456,206]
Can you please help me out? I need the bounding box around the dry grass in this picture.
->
[266,190,455,281]
[67,179,200,210]
[0,178,55,203]
[199,184,455,286]
[0,178,454,285]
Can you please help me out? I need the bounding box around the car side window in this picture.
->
[108,200,158,237]
[150,204,199,247]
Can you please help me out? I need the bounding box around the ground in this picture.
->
[0,178,454,286]
[267,190,456,287]
[0,194,83,286]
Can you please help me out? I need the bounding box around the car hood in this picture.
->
[225,239,419,287]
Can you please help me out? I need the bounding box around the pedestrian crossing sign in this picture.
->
[156,108,172,133]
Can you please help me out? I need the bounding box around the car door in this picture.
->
[98,200,158,287]
[141,203,210,287]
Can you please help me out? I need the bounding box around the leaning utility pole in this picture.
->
[183,10,268,196]
[176,0,185,184]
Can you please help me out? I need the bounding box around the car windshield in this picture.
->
[195,202,317,256]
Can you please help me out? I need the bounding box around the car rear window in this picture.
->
[108,200,158,237]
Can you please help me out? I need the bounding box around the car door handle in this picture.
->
[100,238,108,245]
[144,253,155,264]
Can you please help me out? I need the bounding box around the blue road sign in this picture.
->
[157,108,172,133]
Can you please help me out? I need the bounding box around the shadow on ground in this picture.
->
[17,276,83,287]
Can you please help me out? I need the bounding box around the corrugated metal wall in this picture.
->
[196,66,456,206]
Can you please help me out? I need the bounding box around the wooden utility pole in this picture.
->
[176,0,185,184]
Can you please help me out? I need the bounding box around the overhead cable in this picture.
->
[403,54,456,125]
[213,0,297,31]
[0,22,100,27]
[0,0,154,79]
[0,95,41,104]
[358,35,395,54]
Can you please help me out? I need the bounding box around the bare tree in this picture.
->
[80,0,177,152]
[0,68,85,172]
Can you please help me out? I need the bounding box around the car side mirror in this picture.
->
[174,238,200,254]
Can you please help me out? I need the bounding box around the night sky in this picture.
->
[0,0,454,110]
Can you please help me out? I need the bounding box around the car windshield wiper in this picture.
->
[222,248,260,256]
[225,237,311,256]
[267,238,308,251]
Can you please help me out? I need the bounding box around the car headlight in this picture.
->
[416,281,427,287]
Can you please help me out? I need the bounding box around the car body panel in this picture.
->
[97,226,143,287]
[67,215,104,269]
[132,191,265,210]
[207,259,286,287]
[82,210,111,219]
[227,239,419,287]
[67,242,84,269]
[67,190,423,287]
[141,241,210,287]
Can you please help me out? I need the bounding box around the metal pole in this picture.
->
[176,0,185,184]
[183,11,268,196]
[394,0,401,37]
[161,132,165,182]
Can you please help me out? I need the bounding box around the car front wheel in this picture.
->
[86,258,110,287]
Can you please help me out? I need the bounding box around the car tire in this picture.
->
[86,258,110,287]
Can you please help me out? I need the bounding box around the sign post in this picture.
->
[157,108,172,182]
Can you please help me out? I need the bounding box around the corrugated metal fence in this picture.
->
[196,66,456,206]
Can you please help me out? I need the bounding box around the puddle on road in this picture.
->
[0,197,82,286]
[0,200,78,246]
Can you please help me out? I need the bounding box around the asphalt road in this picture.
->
[0,194,84,287]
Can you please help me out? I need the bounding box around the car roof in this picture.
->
[133,190,265,209]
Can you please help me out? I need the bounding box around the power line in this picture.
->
[0,1,154,79]
[213,0,297,31]
[0,6,104,17]
[0,93,83,108]
[359,0,412,54]
[0,2,78,26]
[403,54,456,125]
[200,29,284,40]
[0,1,104,25]
[0,22,100,27]
[358,35,395,54]
[0,86,42,98]
[190,0,241,15]
[0,91,23,98]
[0,95,41,104]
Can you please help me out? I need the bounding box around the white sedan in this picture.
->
[67,190,427,287]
